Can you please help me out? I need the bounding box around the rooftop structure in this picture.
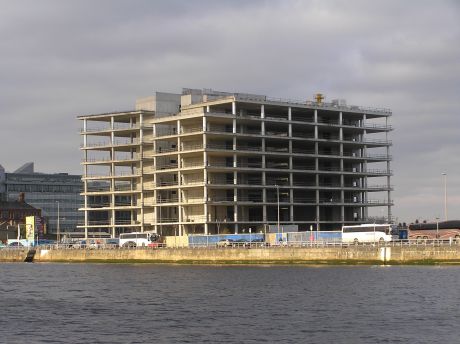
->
[78,88,393,237]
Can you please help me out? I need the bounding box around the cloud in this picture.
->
[0,0,459,221]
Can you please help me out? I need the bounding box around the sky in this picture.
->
[1,0,459,223]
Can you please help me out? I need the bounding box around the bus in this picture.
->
[342,224,398,244]
[408,221,460,241]
[119,232,160,248]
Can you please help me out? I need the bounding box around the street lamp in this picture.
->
[276,184,280,234]
[56,201,60,244]
[435,217,440,239]
[442,172,447,221]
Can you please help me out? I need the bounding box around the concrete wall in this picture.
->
[30,245,460,264]
[0,249,29,262]
[135,92,181,116]
[4,245,460,264]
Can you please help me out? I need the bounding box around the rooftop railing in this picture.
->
[81,140,139,148]
[80,124,141,133]
[235,94,392,115]
[156,181,179,187]
[181,127,203,134]
[83,156,140,163]
[183,180,205,186]
[181,143,204,152]
[181,162,205,169]
[156,147,178,154]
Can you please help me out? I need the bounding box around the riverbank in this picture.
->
[3,245,460,264]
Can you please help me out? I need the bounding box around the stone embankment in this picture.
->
[2,245,460,264]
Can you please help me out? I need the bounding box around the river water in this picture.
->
[0,263,459,343]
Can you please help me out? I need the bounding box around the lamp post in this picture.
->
[435,217,440,239]
[158,195,161,236]
[442,172,447,221]
[276,184,280,234]
[56,201,60,244]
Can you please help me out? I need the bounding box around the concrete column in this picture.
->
[315,109,320,229]
[204,197,208,235]
[110,117,115,231]
[203,147,208,235]
[386,116,392,222]
[83,119,87,147]
[341,189,345,222]
[152,124,156,157]
[139,113,144,233]
[362,114,368,220]
[206,105,210,113]
[316,189,320,232]
[83,119,88,238]
[177,119,182,235]
[202,116,207,133]
[234,202,238,234]
[288,107,292,137]
[261,104,265,119]
[289,172,294,222]
[314,110,319,157]
[232,102,236,115]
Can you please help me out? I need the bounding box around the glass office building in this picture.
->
[0,163,83,233]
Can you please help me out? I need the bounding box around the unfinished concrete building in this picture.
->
[78,89,392,237]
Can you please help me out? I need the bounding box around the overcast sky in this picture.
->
[1,0,459,222]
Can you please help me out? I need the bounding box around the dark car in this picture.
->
[233,239,250,248]
[105,239,120,248]
[8,242,24,247]
[251,238,269,247]
[36,239,56,246]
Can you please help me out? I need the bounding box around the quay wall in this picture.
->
[29,245,460,264]
[0,249,29,262]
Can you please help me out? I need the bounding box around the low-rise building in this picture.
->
[0,193,41,242]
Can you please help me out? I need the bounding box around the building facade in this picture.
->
[0,163,83,233]
[0,196,42,242]
[78,89,392,237]
[0,198,41,227]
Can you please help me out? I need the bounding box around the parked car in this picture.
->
[216,239,234,247]
[233,239,250,248]
[251,238,270,247]
[88,240,101,249]
[105,238,120,248]
[72,240,87,249]
[36,239,56,246]
[0,242,7,249]
[8,242,24,247]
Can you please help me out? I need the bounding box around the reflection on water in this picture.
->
[0,263,459,344]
